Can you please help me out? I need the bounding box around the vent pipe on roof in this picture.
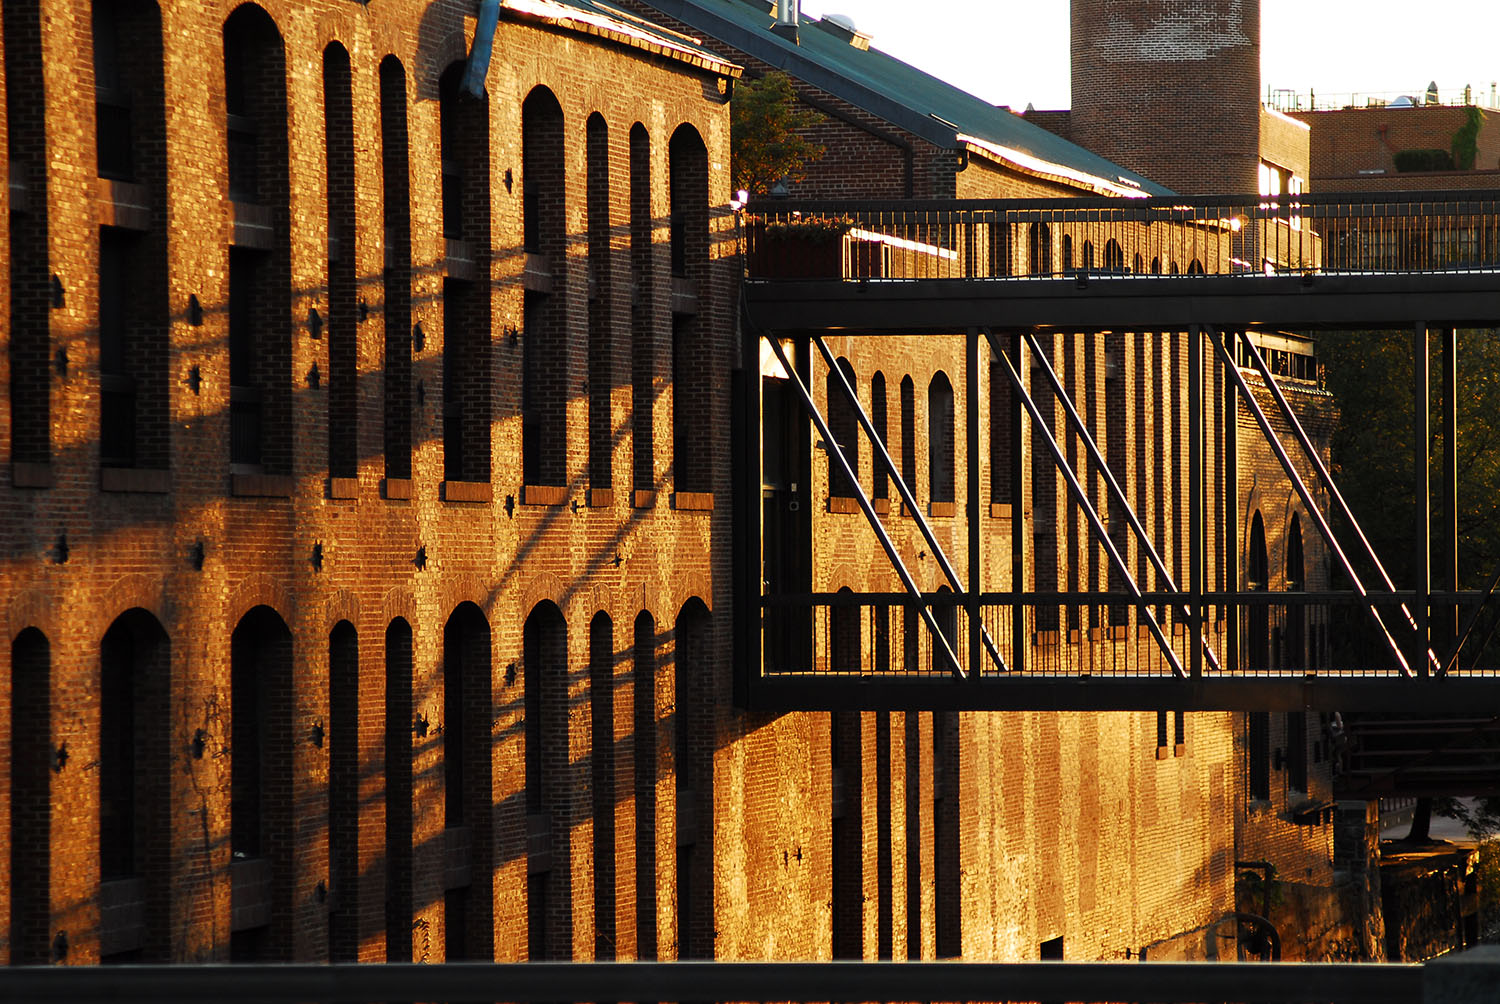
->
[772,0,799,43]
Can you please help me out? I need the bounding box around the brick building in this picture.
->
[0,0,1364,973]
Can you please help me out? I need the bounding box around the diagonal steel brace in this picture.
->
[1004,328,1224,674]
[993,341,1187,678]
[763,336,966,677]
[1208,329,1412,676]
[811,334,1011,674]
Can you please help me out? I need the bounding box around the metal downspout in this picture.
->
[461,0,502,99]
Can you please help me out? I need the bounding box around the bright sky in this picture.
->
[795,1,1500,112]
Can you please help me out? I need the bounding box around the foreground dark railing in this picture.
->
[744,190,1500,281]
[11,957,1500,1004]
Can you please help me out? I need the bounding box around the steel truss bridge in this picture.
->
[732,190,1500,733]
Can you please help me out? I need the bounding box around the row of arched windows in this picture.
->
[7,597,711,963]
[10,0,716,505]
[825,363,958,509]
[1026,224,1204,276]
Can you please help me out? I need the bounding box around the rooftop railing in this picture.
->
[743,191,1500,282]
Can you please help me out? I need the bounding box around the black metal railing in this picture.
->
[0,958,1462,1004]
[762,590,1500,680]
[744,191,1500,281]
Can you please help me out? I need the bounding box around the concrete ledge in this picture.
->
[11,462,53,489]
[827,495,858,514]
[1424,945,1500,1003]
[443,825,472,892]
[383,477,412,500]
[873,497,891,515]
[990,502,1013,519]
[442,480,492,504]
[97,179,150,231]
[523,484,567,506]
[231,200,272,250]
[230,857,272,932]
[588,488,614,508]
[632,488,657,509]
[522,252,553,292]
[328,477,359,500]
[671,275,699,315]
[102,467,170,494]
[929,501,956,518]
[673,491,714,511]
[231,473,294,498]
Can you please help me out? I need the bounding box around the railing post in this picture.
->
[1415,323,1431,677]
[1442,326,1459,653]
[1189,325,1204,679]
[1223,330,1239,675]
[1011,331,1028,675]
[967,327,982,679]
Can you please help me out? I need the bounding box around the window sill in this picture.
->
[442,480,492,504]
[328,476,359,500]
[673,491,714,511]
[102,467,169,493]
[873,497,891,515]
[523,484,567,506]
[12,462,54,489]
[929,501,956,518]
[632,489,657,509]
[231,473,294,498]
[989,502,1013,519]
[588,488,614,508]
[383,477,412,500]
[828,496,859,514]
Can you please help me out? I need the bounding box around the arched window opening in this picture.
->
[324,44,358,482]
[669,125,711,496]
[589,612,616,958]
[630,125,655,497]
[871,372,890,501]
[230,605,293,960]
[327,620,358,962]
[1246,511,1271,802]
[899,376,917,499]
[674,600,712,958]
[1151,256,1162,274]
[989,356,1013,505]
[524,602,569,960]
[587,114,613,494]
[384,618,414,961]
[931,585,958,674]
[1103,239,1124,272]
[1187,258,1206,275]
[224,5,291,475]
[830,587,860,672]
[1029,222,1052,275]
[632,611,659,959]
[1061,233,1073,272]
[440,64,492,486]
[7,0,51,469]
[1170,261,1180,275]
[379,57,413,481]
[933,710,960,957]
[1081,240,1095,271]
[1285,513,1306,670]
[522,87,567,489]
[10,628,52,963]
[94,1,169,473]
[827,359,859,499]
[830,708,862,959]
[1132,252,1143,274]
[928,372,955,506]
[443,602,493,961]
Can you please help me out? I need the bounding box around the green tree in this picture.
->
[730,71,825,196]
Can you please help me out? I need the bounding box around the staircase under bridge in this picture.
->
[731,190,1500,725]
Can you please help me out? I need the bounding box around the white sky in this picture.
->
[795,1,1500,112]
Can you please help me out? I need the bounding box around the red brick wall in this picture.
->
[1289,105,1500,182]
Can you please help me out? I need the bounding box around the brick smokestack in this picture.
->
[1070,0,1262,194]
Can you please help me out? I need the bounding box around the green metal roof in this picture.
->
[638,0,1174,195]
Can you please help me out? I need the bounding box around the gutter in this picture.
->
[461,0,502,98]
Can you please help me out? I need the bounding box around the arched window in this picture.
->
[589,612,616,958]
[871,372,889,501]
[324,44,357,483]
[8,0,51,470]
[674,599,711,958]
[443,602,493,960]
[899,376,917,498]
[524,602,568,960]
[95,0,169,474]
[928,372,955,506]
[1028,222,1052,275]
[931,585,958,673]
[230,605,293,959]
[1132,252,1143,274]
[587,114,613,494]
[1246,511,1271,801]
[830,587,860,672]
[632,611,659,958]
[379,57,413,482]
[827,358,859,498]
[1285,513,1305,671]
[1151,256,1162,274]
[1187,258,1205,275]
[1081,240,1095,271]
[1104,239,1124,272]
[1170,261,1180,275]
[441,64,492,486]
[384,618,414,961]
[522,87,566,489]
[670,125,711,496]
[224,5,292,476]
[1061,234,1073,272]
[11,628,52,963]
[327,620,358,961]
[630,125,655,498]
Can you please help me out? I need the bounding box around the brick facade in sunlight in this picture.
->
[1,0,1354,974]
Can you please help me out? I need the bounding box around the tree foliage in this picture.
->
[730,71,825,196]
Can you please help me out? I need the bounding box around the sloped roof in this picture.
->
[637,0,1174,196]
[503,0,743,78]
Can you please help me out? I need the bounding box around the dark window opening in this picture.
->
[228,247,264,468]
[231,607,291,861]
[521,88,566,487]
[1285,513,1306,671]
[384,619,414,960]
[1249,711,1271,801]
[442,603,493,960]
[99,228,137,467]
[928,372,955,505]
[328,621,358,962]
[524,602,567,959]
[1081,240,1095,271]
[324,44,357,481]
[629,125,655,494]
[989,360,1012,505]
[633,611,659,959]
[10,629,51,963]
[586,114,612,493]
[871,372,889,500]
[1029,222,1052,275]
[1287,711,1308,794]
[1040,935,1064,959]
[831,711,862,959]
[100,612,166,885]
[1061,234,1073,272]
[379,57,413,480]
[92,3,134,180]
[674,600,711,959]
[1104,239,1125,272]
[899,376,917,499]
[1247,511,1270,671]
[590,613,616,959]
[668,125,711,494]
[443,277,491,483]
[826,359,859,498]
